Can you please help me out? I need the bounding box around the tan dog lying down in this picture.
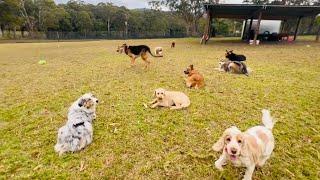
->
[149,88,190,110]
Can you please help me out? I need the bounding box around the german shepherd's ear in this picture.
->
[190,64,194,70]
[230,50,233,53]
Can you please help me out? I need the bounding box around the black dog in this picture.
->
[225,50,246,61]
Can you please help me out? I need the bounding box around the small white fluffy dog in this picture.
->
[212,109,275,180]
[149,88,190,110]
[54,93,99,155]
[154,47,163,56]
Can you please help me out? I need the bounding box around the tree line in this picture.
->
[0,0,319,39]
[0,0,188,38]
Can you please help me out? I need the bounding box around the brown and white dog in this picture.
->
[184,64,205,89]
[212,109,275,180]
[218,60,249,76]
[117,44,162,68]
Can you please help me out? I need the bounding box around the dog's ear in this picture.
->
[212,133,226,152]
[154,91,157,97]
[241,134,261,164]
[190,64,194,70]
[78,98,85,107]
[230,50,233,53]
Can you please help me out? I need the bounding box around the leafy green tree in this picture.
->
[76,11,93,34]
[0,0,22,37]
[149,0,205,36]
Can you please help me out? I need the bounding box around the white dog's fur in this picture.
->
[54,93,99,156]
[154,47,163,56]
[212,109,275,180]
[149,88,190,110]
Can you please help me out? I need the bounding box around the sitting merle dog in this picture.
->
[225,50,246,61]
[54,93,99,156]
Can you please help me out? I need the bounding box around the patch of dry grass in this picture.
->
[0,38,319,179]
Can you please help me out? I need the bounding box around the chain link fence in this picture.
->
[45,30,187,40]
[0,30,188,40]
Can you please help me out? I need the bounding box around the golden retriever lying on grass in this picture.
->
[149,88,190,110]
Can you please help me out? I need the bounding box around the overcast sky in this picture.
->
[54,0,243,9]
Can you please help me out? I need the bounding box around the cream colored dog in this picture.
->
[154,47,163,56]
[212,109,275,180]
[149,88,190,110]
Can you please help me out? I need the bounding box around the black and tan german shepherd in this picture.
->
[117,43,162,68]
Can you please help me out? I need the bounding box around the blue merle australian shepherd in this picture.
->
[54,93,99,155]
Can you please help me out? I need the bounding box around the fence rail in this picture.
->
[0,30,188,40]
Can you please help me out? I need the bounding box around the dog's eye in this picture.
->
[238,140,242,144]
[226,138,231,142]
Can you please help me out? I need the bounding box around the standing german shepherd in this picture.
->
[117,43,162,68]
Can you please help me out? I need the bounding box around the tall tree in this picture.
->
[149,0,205,36]
[0,0,22,37]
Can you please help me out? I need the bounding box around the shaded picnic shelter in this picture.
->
[202,4,320,44]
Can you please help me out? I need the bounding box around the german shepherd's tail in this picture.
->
[146,47,163,57]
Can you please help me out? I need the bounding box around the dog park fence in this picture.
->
[45,30,188,40]
[0,30,243,40]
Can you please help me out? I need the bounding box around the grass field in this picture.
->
[0,38,319,179]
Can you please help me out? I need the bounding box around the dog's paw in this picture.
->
[215,161,224,171]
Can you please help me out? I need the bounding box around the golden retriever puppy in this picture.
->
[184,64,205,89]
[149,88,190,110]
[212,109,275,180]
[154,47,163,56]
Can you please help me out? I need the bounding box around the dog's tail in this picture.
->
[147,47,163,57]
[262,109,275,130]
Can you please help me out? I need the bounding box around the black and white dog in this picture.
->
[54,93,99,155]
[225,50,246,61]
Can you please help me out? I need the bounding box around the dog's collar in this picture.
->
[73,122,85,128]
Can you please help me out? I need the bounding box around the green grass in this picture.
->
[0,37,319,179]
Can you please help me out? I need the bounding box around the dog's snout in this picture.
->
[96,100,99,103]
[231,148,237,154]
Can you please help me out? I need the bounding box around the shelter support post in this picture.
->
[316,24,320,42]
[281,20,287,33]
[253,12,262,45]
[242,19,248,40]
[248,17,253,41]
[202,10,211,44]
[294,16,302,41]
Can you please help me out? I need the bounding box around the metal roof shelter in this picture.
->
[202,4,320,44]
